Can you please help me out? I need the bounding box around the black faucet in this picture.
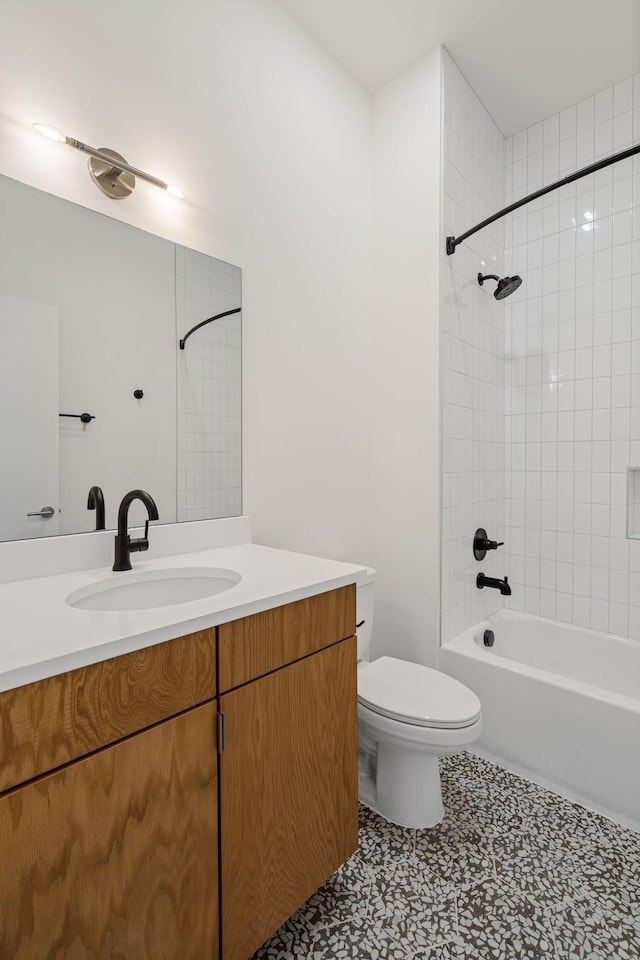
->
[113,490,159,571]
[477,573,511,596]
[87,485,106,531]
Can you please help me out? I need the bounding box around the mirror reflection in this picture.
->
[0,175,242,542]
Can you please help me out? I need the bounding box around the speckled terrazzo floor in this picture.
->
[252,753,640,960]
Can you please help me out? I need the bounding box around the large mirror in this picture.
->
[0,175,242,542]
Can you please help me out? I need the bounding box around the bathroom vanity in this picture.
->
[0,541,362,960]
[0,174,361,957]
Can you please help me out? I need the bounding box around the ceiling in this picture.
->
[276,0,640,135]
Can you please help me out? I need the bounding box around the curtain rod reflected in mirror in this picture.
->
[179,307,242,350]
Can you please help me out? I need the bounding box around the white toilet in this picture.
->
[356,569,482,829]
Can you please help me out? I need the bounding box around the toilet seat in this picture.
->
[358,656,481,729]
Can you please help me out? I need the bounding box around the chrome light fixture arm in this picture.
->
[66,137,169,190]
[33,124,185,200]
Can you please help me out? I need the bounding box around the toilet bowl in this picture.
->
[356,570,482,829]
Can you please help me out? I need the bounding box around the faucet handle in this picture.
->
[473,528,504,560]
[113,491,158,571]
[129,520,150,554]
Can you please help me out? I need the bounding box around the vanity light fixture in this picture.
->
[32,123,185,201]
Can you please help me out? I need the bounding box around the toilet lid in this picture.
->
[358,657,481,729]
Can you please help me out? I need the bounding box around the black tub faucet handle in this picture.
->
[474,528,504,561]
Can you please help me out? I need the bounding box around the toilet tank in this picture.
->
[356,567,376,661]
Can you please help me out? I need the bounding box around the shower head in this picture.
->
[478,273,522,300]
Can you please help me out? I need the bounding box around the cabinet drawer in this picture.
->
[217,584,355,691]
[0,628,216,793]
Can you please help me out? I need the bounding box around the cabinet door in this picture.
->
[219,636,358,960]
[0,701,218,960]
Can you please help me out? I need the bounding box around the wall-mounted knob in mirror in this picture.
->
[26,506,55,519]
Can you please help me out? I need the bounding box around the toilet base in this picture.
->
[358,768,444,829]
[357,702,483,830]
[360,744,444,829]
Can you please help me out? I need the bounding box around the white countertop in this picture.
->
[0,543,367,692]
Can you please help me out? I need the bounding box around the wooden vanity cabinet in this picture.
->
[0,630,218,960]
[217,587,358,960]
[0,584,358,960]
[0,702,218,960]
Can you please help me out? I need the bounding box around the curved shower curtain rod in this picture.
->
[179,306,242,350]
[446,141,640,256]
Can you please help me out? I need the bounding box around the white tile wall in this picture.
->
[504,73,640,640]
[440,50,508,643]
[176,246,242,522]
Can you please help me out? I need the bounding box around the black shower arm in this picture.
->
[446,141,640,256]
[179,307,241,350]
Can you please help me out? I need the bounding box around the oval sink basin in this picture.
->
[66,567,241,611]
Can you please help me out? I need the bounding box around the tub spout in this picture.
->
[477,573,511,596]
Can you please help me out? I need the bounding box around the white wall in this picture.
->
[504,71,640,639]
[370,51,442,667]
[440,50,508,643]
[440,54,640,645]
[0,0,374,565]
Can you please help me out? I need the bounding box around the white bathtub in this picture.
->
[441,609,640,829]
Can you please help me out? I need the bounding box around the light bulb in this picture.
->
[32,123,67,143]
[165,183,186,199]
